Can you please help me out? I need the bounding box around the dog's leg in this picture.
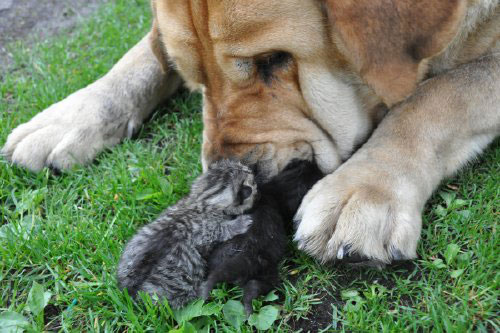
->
[2,32,182,172]
[295,54,500,265]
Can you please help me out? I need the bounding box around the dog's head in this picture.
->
[151,0,465,178]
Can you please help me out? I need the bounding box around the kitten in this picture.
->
[117,160,258,309]
[200,160,323,314]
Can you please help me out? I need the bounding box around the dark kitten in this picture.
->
[200,160,323,314]
[117,160,257,309]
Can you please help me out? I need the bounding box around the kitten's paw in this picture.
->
[228,215,254,237]
[236,215,254,234]
[198,280,214,301]
[242,280,274,315]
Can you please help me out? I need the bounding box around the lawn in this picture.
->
[0,0,498,331]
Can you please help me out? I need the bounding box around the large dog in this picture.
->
[3,0,499,266]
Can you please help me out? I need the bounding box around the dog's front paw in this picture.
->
[2,88,139,172]
[294,163,422,266]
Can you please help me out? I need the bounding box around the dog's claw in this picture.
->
[338,244,367,263]
[390,248,405,261]
[349,260,386,270]
[337,246,345,260]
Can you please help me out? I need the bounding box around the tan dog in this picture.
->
[3,0,499,266]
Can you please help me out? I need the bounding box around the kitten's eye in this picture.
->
[240,185,253,201]
[255,51,292,83]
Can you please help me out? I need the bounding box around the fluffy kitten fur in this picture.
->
[201,160,323,314]
[117,160,257,309]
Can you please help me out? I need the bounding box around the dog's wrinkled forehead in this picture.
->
[156,0,325,87]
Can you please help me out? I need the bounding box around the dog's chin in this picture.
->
[202,138,341,182]
[256,139,343,180]
[252,151,341,183]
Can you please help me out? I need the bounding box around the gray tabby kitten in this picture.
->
[117,160,257,309]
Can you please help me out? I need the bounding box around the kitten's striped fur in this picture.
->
[117,160,257,308]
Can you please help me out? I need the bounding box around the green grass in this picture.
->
[0,0,498,331]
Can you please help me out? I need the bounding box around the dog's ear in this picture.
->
[324,0,466,106]
[150,0,170,73]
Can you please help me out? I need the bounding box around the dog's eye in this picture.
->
[266,52,291,66]
[255,51,292,83]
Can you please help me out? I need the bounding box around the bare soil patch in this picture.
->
[0,0,109,70]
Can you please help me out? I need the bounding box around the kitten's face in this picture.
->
[191,160,258,215]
